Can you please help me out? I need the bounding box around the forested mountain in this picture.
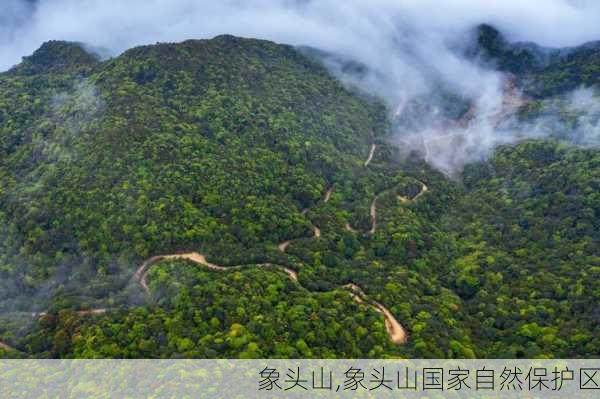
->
[476,24,600,97]
[0,26,598,358]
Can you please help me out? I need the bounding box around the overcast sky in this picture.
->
[2,0,600,71]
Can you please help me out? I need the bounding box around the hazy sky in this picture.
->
[2,0,600,71]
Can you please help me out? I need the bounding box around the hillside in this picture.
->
[1,28,599,358]
[476,24,600,97]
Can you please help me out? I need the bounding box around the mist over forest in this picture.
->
[0,1,598,359]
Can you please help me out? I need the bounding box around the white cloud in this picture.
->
[1,0,599,174]
[3,0,600,71]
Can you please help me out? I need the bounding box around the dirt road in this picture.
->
[134,254,405,344]
[277,186,333,252]
[134,252,299,296]
[372,300,408,344]
[344,283,408,344]
[364,144,376,167]
[368,196,377,235]
[114,80,528,348]
[346,145,378,233]
[278,240,293,252]
[345,223,358,233]
[76,309,107,316]
[324,186,334,203]
[346,179,428,235]
[413,182,428,200]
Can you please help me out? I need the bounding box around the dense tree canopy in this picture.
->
[1,28,598,358]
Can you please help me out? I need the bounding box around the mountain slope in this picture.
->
[1,30,599,358]
[476,24,600,97]
[1,35,430,358]
[0,35,387,297]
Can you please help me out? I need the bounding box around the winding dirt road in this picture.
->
[278,224,321,253]
[131,179,408,345]
[133,252,299,296]
[5,177,404,350]
[345,182,427,235]
[76,309,107,316]
[134,253,406,345]
[11,77,529,353]
[368,196,377,235]
[346,144,378,233]
[397,181,428,203]
[346,144,428,235]
[277,240,293,252]
[370,181,428,235]
[4,153,409,353]
[277,186,332,253]
[18,146,414,351]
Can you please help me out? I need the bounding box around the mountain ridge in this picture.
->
[1,30,598,359]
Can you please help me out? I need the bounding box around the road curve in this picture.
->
[134,254,405,345]
[129,144,416,345]
[373,301,408,344]
[346,144,377,233]
[277,186,332,252]
[346,181,428,235]
[134,252,299,296]
[344,283,408,344]
[278,240,293,252]
[278,224,321,253]
[345,223,358,233]
[398,182,427,203]
[413,182,428,200]
[347,144,428,235]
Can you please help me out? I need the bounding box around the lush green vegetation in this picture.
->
[476,24,600,97]
[1,28,598,358]
[436,142,600,357]
[21,260,401,358]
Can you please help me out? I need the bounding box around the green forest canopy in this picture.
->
[0,27,598,358]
